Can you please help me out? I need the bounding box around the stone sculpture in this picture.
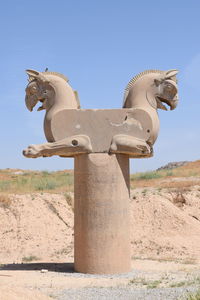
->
[23,68,178,274]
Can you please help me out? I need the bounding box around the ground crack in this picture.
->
[190,215,200,222]
[44,199,70,228]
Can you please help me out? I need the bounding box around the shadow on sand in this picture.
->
[0,262,74,273]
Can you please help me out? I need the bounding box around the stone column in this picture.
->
[74,153,131,274]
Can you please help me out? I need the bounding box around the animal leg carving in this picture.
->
[23,135,92,158]
[110,134,153,158]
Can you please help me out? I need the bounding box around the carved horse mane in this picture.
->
[28,71,69,83]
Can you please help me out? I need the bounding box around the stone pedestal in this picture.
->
[74,153,131,274]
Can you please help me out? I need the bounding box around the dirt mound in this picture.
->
[0,193,74,263]
[179,160,200,170]
[0,187,200,264]
[130,187,200,261]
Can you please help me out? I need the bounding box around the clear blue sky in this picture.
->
[0,0,200,173]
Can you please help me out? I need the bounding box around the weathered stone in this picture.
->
[23,68,179,274]
[49,108,150,154]
[74,153,130,274]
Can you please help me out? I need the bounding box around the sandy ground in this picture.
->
[130,186,200,261]
[0,185,200,299]
[0,260,199,299]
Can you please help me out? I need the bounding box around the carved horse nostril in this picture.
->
[72,139,78,146]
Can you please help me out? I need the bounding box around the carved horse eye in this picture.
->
[164,82,177,97]
[165,83,174,91]
[29,86,37,94]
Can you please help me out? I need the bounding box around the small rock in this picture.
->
[12,171,24,175]
[40,269,48,273]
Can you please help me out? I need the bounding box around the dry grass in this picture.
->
[0,160,200,194]
[22,255,40,262]
[0,169,73,194]
[159,180,200,189]
[131,160,200,189]
[179,289,200,300]
[64,193,74,211]
[170,191,186,208]
[0,194,11,208]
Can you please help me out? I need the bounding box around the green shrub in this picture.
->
[0,181,11,192]
[147,280,161,289]
[41,170,50,176]
[22,255,40,262]
[166,171,173,176]
[0,170,74,193]
[185,290,200,300]
[34,179,59,191]
[132,171,163,180]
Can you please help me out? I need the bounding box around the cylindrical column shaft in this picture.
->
[74,153,131,274]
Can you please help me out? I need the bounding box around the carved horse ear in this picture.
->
[154,70,178,86]
[165,69,178,79]
[26,69,47,82]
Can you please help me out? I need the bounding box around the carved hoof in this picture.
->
[110,134,152,158]
[23,144,42,158]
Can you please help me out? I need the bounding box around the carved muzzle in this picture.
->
[25,69,49,112]
[25,81,46,112]
[155,79,178,111]
[25,95,39,112]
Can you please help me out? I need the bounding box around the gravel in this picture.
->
[57,286,198,300]
[47,269,200,300]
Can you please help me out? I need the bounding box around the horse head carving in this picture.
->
[25,69,80,112]
[123,69,178,111]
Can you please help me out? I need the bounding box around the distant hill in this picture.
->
[157,161,189,171]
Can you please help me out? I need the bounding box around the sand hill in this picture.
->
[0,162,200,263]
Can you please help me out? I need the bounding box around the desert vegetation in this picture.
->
[1,160,200,195]
[131,160,200,189]
[183,290,200,300]
[0,169,73,194]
